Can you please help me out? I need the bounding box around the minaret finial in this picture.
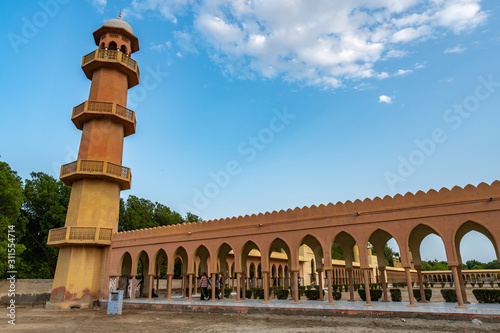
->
[118,10,122,19]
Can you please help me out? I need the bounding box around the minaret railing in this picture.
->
[48,226,113,246]
[81,49,140,88]
[82,49,138,71]
[60,160,132,190]
[71,101,136,136]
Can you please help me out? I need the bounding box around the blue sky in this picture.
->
[1,0,499,263]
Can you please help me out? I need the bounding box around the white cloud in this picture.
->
[444,45,467,54]
[379,95,393,104]
[415,62,426,69]
[173,30,198,54]
[88,0,106,13]
[440,77,455,83]
[127,0,488,89]
[395,69,413,76]
[151,41,172,52]
[383,49,409,59]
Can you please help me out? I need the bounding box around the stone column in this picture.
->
[457,266,469,304]
[210,273,217,302]
[235,272,242,302]
[220,274,225,300]
[130,275,136,299]
[404,266,417,307]
[317,269,324,301]
[148,275,154,300]
[347,268,355,302]
[166,274,173,300]
[156,274,160,294]
[379,267,389,302]
[262,271,270,303]
[363,268,373,306]
[451,265,467,309]
[194,275,198,296]
[326,268,335,305]
[292,270,301,304]
[187,274,193,301]
[416,266,427,303]
[240,274,246,300]
[181,274,186,298]
[246,274,250,290]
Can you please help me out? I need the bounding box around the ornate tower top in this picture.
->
[93,16,139,54]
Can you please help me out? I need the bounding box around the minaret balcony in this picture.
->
[60,160,132,190]
[81,49,140,88]
[47,226,113,247]
[72,100,136,136]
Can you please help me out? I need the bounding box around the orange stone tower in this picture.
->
[47,15,140,307]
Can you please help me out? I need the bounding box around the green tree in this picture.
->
[119,195,155,231]
[0,161,25,279]
[185,212,202,223]
[119,195,202,231]
[422,259,450,271]
[465,260,483,270]
[331,243,344,260]
[19,172,70,278]
[383,245,396,267]
[484,260,500,269]
[153,202,184,226]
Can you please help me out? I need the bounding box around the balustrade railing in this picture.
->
[72,101,135,122]
[82,49,138,71]
[60,160,131,190]
[48,226,113,246]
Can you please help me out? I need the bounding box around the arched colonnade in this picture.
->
[107,183,500,308]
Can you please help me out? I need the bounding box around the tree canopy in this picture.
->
[19,172,71,278]
[118,195,201,231]
[0,161,25,278]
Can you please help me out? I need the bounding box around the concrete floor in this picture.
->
[104,287,500,318]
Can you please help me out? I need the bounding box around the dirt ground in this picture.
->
[4,307,500,333]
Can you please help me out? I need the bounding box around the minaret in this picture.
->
[47,15,139,307]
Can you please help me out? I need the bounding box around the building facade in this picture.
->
[48,18,500,310]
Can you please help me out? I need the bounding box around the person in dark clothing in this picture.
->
[198,272,211,300]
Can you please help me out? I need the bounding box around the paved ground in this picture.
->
[118,285,500,317]
[5,286,500,332]
[4,307,500,333]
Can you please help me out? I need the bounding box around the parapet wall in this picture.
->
[113,181,500,240]
[0,279,53,305]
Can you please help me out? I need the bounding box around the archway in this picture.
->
[153,249,167,297]
[241,240,261,300]
[135,251,150,298]
[118,252,132,296]
[215,243,234,299]
[455,221,500,300]
[409,224,453,305]
[333,231,358,302]
[172,246,188,298]
[369,229,403,303]
[299,234,324,295]
[268,238,292,301]
[455,221,499,266]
